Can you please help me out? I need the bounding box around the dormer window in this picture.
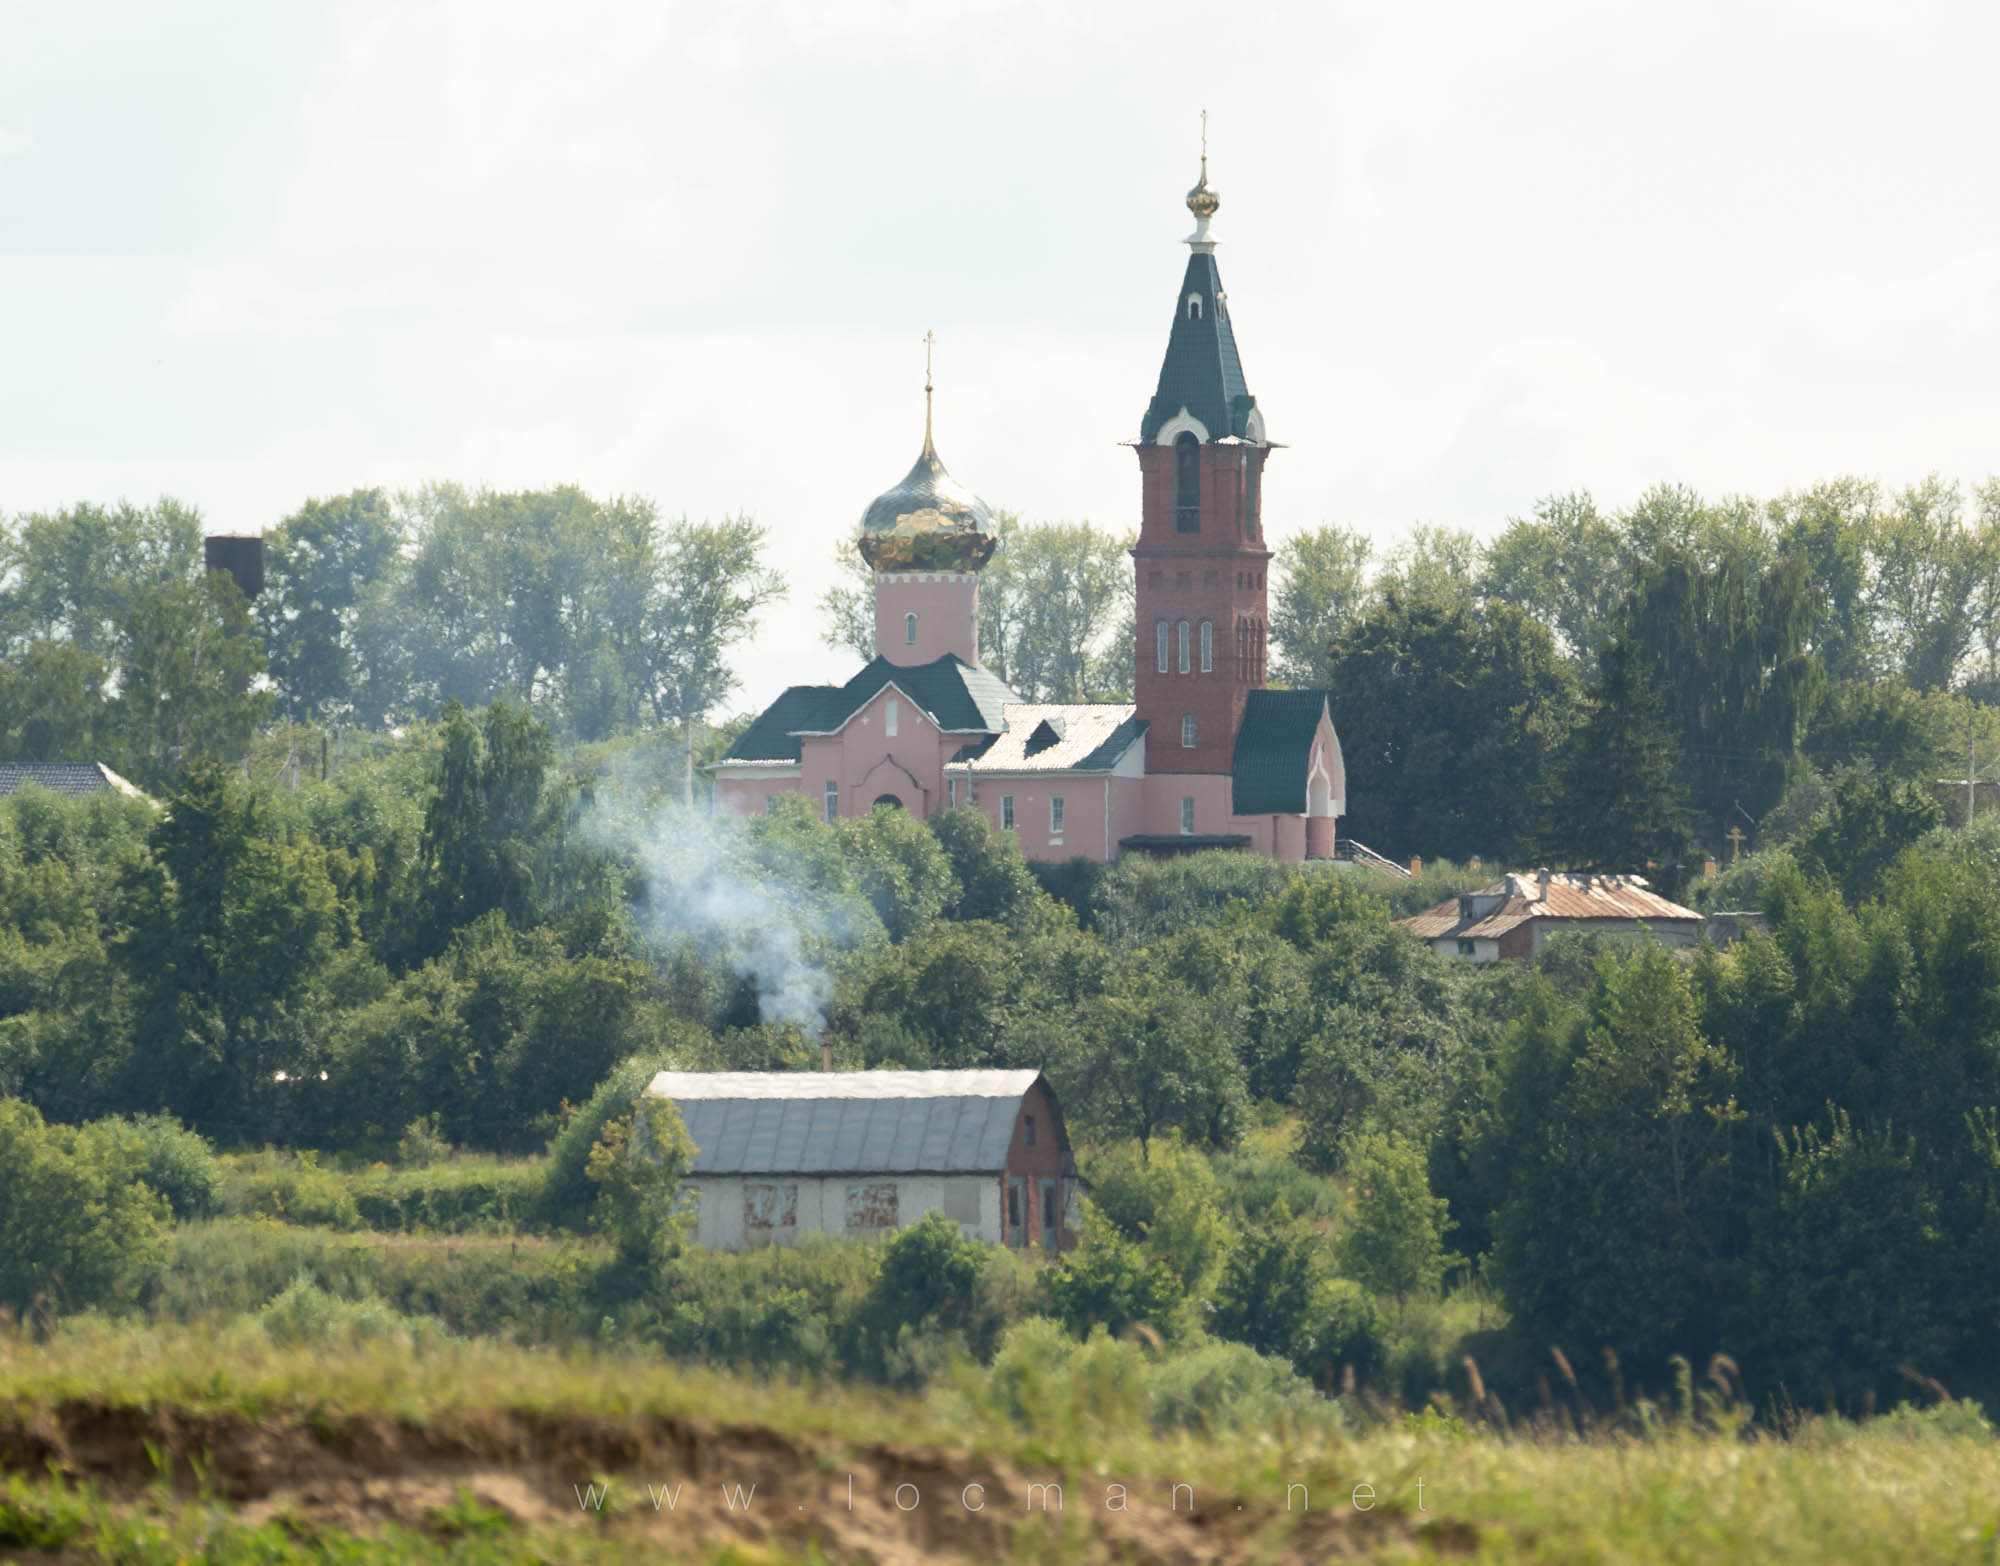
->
[1185,292,1204,320]
[1174,432,1200,533]
[905,612,918,645]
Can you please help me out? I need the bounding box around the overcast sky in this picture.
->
[3,0,1997,711]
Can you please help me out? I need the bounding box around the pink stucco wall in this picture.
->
[874,573,981,666]
[805,685,969,820]
[712,773,800,819]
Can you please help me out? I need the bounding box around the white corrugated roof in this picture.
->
[645,1069,1043,1175]
[648,1069,1038,1101]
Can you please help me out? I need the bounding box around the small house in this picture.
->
[1397,870,1703,962]
[644,1068,1080,1252]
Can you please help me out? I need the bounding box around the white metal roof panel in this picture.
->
[646,1069,1038,1175]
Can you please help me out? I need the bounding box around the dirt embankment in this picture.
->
[0,1399,1477,1563]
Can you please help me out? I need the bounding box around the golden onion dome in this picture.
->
[857,338,998,572]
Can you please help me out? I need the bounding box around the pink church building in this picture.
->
[711,157,1345,863]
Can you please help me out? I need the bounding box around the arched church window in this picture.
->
[1244,455,1261,539]
[1200,620,1213,673]
[1155,619,1169,674]
[1177,620,1190,675]
[1174,433,1200,533]
[885,696,899,737]
[905,612,917,645]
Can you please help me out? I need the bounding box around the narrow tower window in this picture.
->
[1199,620,1213,673]
[905,611,918,645]
[1180,797,1196,835]
[1155,619,1169,674]
[1174,433,1200,533]
[1181,714,1197,749]
[1244,456,1261,539]
[1177,620,1190,674]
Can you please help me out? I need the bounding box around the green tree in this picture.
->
[639,516,787,802]
[411,701,563,958]
[1482,491,1626,666]
[1085,1138,1233,1299]
[117,765,349,1134]
[1793,767,1943,904]
[1325,592,1581,861]
[979,520,1134,700]
[257,488,403,724]
[1064,976,1246,1151]
[1491,943,1742,1363]
[1615,540,1819,847]
[1270,524,1375,690]
[1742,1111,1950,1410]
[1334,1129,1457,1298]
[1537,636,1695,884]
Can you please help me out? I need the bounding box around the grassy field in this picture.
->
[3,1324,1997,1564]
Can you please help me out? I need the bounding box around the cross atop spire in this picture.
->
[923,329,937,452]
[1185,109,1220,252]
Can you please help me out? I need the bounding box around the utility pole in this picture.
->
[1970,707,1979,828]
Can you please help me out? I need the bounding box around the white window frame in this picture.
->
[905,611,918,645]
[1001,793,1015,830]
[1177,620,1190,674]
[1181,714,1196,749]
[823,780,839,823]
[1200,620,1213,673]
[1155,619,1169,674]
[885,696,899,737]
[1050,795,1064,839]
[1180,796,1196,835]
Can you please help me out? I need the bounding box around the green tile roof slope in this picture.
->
[721,655,1018,764]
[1230,690,1329,815]
[1139,251,1259,443]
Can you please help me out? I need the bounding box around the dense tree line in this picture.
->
[1274,475,2000,873]
[7,696,2000,1411]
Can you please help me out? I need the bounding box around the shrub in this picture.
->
[1144,1340,1319,1433]
[218,1151,361,1230]
[0,1097,170,1316]
[257,1272,453,1352]
[77,1113,222,1222]
[396,1114,452,1169]
[348,1159,546,1233]
[539,1055,676,1231]
[586,1096,696,1265]
[1038,1206,1189,1343]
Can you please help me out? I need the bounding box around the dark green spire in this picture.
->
[1138,156,1261,443]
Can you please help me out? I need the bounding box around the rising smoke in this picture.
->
[588,794,878,1036]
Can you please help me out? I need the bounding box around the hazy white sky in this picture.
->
[4,0,1997,710]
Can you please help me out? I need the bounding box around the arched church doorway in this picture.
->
[872,794,905,810]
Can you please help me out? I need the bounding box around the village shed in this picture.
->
[644,1069,1080,1252]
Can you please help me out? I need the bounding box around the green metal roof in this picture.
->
[719,655,1018,765]
[1230,690,1330,815]
[1139,251,1259,443]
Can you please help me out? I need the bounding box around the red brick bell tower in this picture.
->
[1131,146,1273,778]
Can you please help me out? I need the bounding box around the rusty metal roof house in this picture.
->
[645,1069,1079,1253]
[1397,870,1703,963]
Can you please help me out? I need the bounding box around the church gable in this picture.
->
[1230,690,1338,815]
